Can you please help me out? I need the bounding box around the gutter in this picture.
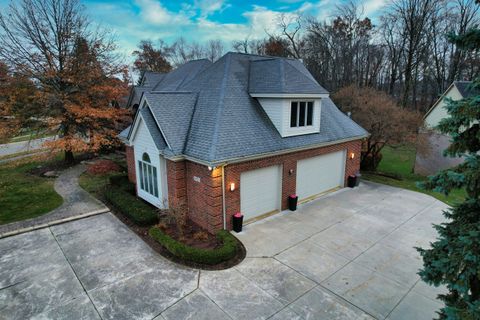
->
[164,134,368,167]
[221,165,227,230]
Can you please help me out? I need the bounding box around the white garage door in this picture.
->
[240,165,282,221]
[296,150,346,201]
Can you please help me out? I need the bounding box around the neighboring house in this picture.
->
[415,81,477,175]
[120,52,368,232]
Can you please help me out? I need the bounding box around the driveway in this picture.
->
[0,182,446,320]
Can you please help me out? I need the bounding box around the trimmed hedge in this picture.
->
[149,227,238,265]
[108,175,135,193]
[104,186,157,226]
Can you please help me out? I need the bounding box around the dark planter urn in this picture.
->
[288,194,298,211]
[347,175,357,188]
[232,213,243,233]
[355,173,361,186]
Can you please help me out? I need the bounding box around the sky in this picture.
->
[0,0,389,60]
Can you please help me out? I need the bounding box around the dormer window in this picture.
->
[290,101,314,128]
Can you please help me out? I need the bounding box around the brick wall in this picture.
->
[164,139,362,232]
[166,160,187,207]
[184,162,224,233]
[223,139,362,230]
[125,146,136,183]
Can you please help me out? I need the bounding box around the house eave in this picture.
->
[162,134,368,167]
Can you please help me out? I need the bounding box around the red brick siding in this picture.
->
[166,160,187,207]
[126,146,136,183]
[223,139,362,230]
[184,162,224,233]
[163,139,362,232]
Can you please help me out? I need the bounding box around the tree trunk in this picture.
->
[64,150,75,164]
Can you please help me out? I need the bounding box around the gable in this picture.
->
[131,117,159,155]
[425,85,463,129]
[130,106,168,152]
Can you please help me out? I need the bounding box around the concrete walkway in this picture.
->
[0,164,107,236]
[0,183,446,320]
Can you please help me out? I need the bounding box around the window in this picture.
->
[290,101,314,128]
[138,152,158,197]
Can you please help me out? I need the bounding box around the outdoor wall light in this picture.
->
[289,169,294,175]
[350,152,355,160]
[230,182,235,192]
[208,166,216,171]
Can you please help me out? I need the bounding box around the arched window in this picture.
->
[138,152,158,197]
[142,153,150,162]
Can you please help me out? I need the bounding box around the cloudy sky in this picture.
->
[0,0,389,58]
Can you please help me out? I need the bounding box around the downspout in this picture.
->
[221,165,227,230]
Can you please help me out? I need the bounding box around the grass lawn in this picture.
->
[79,171,124,198]
[363,145,466,206]
[0,159,63,225]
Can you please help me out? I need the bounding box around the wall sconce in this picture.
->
[289,169,294,175]
[208,166,216,171]
[230,182,235,192]
[350,152,355,160]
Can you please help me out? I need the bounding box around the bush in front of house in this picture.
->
[87,159,121,175]
[104,186,157,226]
[149,227,238,265]
[108,175,136,194]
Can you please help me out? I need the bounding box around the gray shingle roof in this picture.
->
[249,58,328,94]
[118,125,131,141]
[128,52,367,165]
[455,81,479,98]
[141,71,166,87]
[139,107,167,150]
[152,59,212,92]
[143,92,198,154]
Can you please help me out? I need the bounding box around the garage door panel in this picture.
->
[296,151,345,201]
[240,165,282,221]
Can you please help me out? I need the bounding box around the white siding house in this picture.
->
[130,115,169,208]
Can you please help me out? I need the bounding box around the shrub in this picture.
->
[87,159,121,175]
[108,175,135,193]
[104,186,157,226]
[149,227,238,265]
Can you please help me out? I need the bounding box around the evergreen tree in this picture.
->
[417,20,480,319]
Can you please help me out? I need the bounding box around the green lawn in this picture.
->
[0,160,63,225]
[363,145,466,206]
[79,171,124,198]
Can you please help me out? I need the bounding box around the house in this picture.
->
[121,52,368,232]
[415,81,477,175]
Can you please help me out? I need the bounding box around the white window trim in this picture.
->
[290,101,314,128]
[138,154,159,198]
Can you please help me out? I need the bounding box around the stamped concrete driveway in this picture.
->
[0,182,446,320]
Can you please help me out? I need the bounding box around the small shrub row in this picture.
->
[149,227,238,265]
[109,175,135,193]
[104,186,157,226]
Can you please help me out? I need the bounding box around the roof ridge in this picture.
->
[226,51,298,61]
[176,59,211,90]
[279,59,285,92]
[144,100,172,150]
[182,93,200,154]
[208,54,231,161]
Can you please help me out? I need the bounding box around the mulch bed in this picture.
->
[108,205,246,270]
